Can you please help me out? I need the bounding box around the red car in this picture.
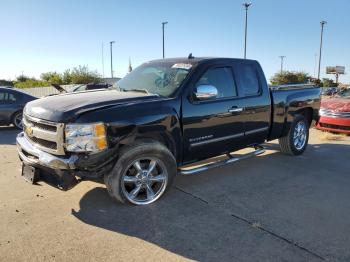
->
[316,89,350,134]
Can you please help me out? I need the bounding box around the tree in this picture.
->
[0,79,13,86]
[14,78,49,89]
[40,72,63,84]
[70,65,101,84]
[62,69,72,84]
[321,78,337,87]
[16,75,31,82]
[14,75,50,88]
[270,71,310,86]
[12,65,102,88]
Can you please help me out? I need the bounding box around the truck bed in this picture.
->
[268,85,321,141]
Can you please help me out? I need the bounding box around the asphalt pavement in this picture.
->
[0,127,349,262]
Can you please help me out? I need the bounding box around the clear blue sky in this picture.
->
[1,0,349,83]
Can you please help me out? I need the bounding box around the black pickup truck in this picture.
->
[17,57,320,205]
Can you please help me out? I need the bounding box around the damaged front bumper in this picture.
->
[17,132,78,170]
[16,132,116,190]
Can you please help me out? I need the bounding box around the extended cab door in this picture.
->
[232,61,271,146]
[182,62,245,163]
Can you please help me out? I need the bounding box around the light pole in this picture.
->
[110,41,115,78]
[162,22,168,59]
[317,21,327,80]
[279,56,286,74]
[101,42,105,78]
[243,2,252,59]
[313,53,318,78]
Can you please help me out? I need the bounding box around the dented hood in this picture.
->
[25,89,159,122]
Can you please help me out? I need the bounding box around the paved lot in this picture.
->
[0,127,349,262]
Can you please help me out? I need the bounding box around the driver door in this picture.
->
[182,63,245,163]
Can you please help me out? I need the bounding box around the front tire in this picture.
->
[105,142,177,205]
[279,115,309,156]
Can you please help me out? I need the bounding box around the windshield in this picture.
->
[337,89,350,98]
[117,61,192,97]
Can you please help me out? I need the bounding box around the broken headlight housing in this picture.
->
[65,123,107,153]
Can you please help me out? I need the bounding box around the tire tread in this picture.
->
[104,142,176,205]
[278,115,309,156]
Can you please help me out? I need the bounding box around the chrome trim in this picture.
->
[17,132,77,170]
[23,114,65,155]
[293,121,307,150]
[245,126,269,135]
[179,145,265,175]
[319,108,350,118]
[228,107,244,113]
[270,84,316,91]
[121,158,168,205]
[24,114,59,127]
[29,126,58,142]
[194,85,218,100]
[190,132,244,147]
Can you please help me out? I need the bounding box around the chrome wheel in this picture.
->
[13,113,23,129]
[293,121,307,151]
[121,158,168,205]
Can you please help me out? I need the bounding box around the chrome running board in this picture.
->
[179,145,265,175]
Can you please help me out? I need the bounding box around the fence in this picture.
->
[19,85,76,97]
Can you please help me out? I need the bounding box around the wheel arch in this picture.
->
[11,110,23,121]
[118,131,180,164]
[294,107,313,127]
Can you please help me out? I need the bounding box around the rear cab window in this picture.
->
[235,63,261,96]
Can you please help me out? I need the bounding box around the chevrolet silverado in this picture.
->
[17,57,321,205]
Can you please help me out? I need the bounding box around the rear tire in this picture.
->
[279,115,309,156]
[12,111,23,129]
[104,142,177,205]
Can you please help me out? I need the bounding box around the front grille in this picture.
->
[30,137,58,150]
[25,117,57,132]
[23,114,65,155]
[320,123,350,131]
[319,108,350,118]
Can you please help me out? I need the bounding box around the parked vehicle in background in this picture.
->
[0,87,36,129]
[51,83,112,94]
[321,87,337,96]
[16,57,320,205]
[72,83,112,92]
[317,88,350,134]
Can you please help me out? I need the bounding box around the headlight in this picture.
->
[65,123,107,153]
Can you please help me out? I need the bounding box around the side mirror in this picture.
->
[194,85,218,101]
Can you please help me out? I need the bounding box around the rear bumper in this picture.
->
[16,132,78,170]
[316,116,350,134]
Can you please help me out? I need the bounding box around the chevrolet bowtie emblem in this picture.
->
[26,126,33,137]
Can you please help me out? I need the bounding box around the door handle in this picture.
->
[228,107,244,113]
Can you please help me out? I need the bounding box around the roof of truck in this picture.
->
[148,57,257,65]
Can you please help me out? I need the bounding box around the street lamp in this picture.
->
[279,56,286,74]
[110,41,115,78]
[317,21,327,80]
[243,2,252,59]
[162,22,168,59]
